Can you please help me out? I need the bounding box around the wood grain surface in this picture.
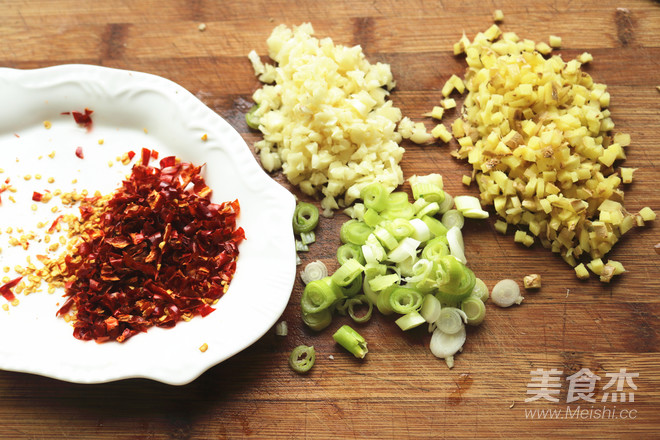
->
[1,1,659,439]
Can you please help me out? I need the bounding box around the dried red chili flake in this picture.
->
[57,149,245,343]
[0,277,22,302]
[32,191,43,202]
[127,150,136,161]
[48,215,64,234]
[63,108,93,131]
[75,146,84,159]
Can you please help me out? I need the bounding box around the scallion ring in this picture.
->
[441,209,464,230]
[300,260,328,285]
[293,202,319,234]
[302,309,333,331]
[461,296,486,326]
[301,277,340,315]
[289,345,315,373]
[339,273,363,297]
[331,259,364,287]
[340,220,373,246]
[436,307,467,335]
[361,182,390,212]
[346,294,373,323]
[471,277,489,303]
[389,286,424,315]
[420,293,442,323]
[421,237,449,261]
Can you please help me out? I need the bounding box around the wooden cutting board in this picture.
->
[0,1,658,438]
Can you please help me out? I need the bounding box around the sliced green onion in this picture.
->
[245,104,260,130]
[416,201,440,218]
[463,207,489,219]
[331,259,365,287]
[387,237,421,263]
[471,277,489,303]
[333,325,368,359]
[300,231,316,245]
[275,320,288,336]
[362,275,379,304]
[430,325,466,367]
[337,243,365,265]
[346,294,373,323]
[295,240,309,252]
[289,345,315,373]
[389,286,424,314]
[387,218,415,240]
[335,299,349,316]
[406,258,434,283]
[387,191,409,208]
[421,237,449,261]
[363,208,383,227]
[300,260,328,285]
[368,273,400,292]
[420,293,442,323]
[301,277,340,315]
[395,311,426,330]
[376,286,395,315]
[340,220,373,246]
[363,262,387,279]
[412,197,430,214]
[361,182,390,212]
[302,309,333,331]
[437,307,467,334]
[381,203,415,220]
[339,273,363,297]
[293,202,319,234]
[454,195,489,219]
[411,182,445,203]
[447,226,467,264]
[461,296,486,326]
[396,254,418,278]
[437,191,454,214]
[409,218,432,242]
[420,215,448,237]
[434,256,475,304]
[491,279,523,307]
[362,234,386,263]
[441,209,464,230]
[373,226,398,250]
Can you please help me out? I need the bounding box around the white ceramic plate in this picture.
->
[0,65,296,385]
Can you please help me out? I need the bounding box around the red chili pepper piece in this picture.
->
[140,148,151,165]
[48,215,64,234]
[71,108,93,130]
[0,277,22,301]
[75,146,84,159]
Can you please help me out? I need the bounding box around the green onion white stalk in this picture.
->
[491,279,523,307]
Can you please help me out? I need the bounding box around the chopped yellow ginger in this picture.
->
[439,25,651,280]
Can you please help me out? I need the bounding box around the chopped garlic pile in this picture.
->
[437,25,655,280]
[248,23,427,214]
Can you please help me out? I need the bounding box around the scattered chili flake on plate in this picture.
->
[75,146,84,159]
[55,148,245,343]
[62,108,93,131]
